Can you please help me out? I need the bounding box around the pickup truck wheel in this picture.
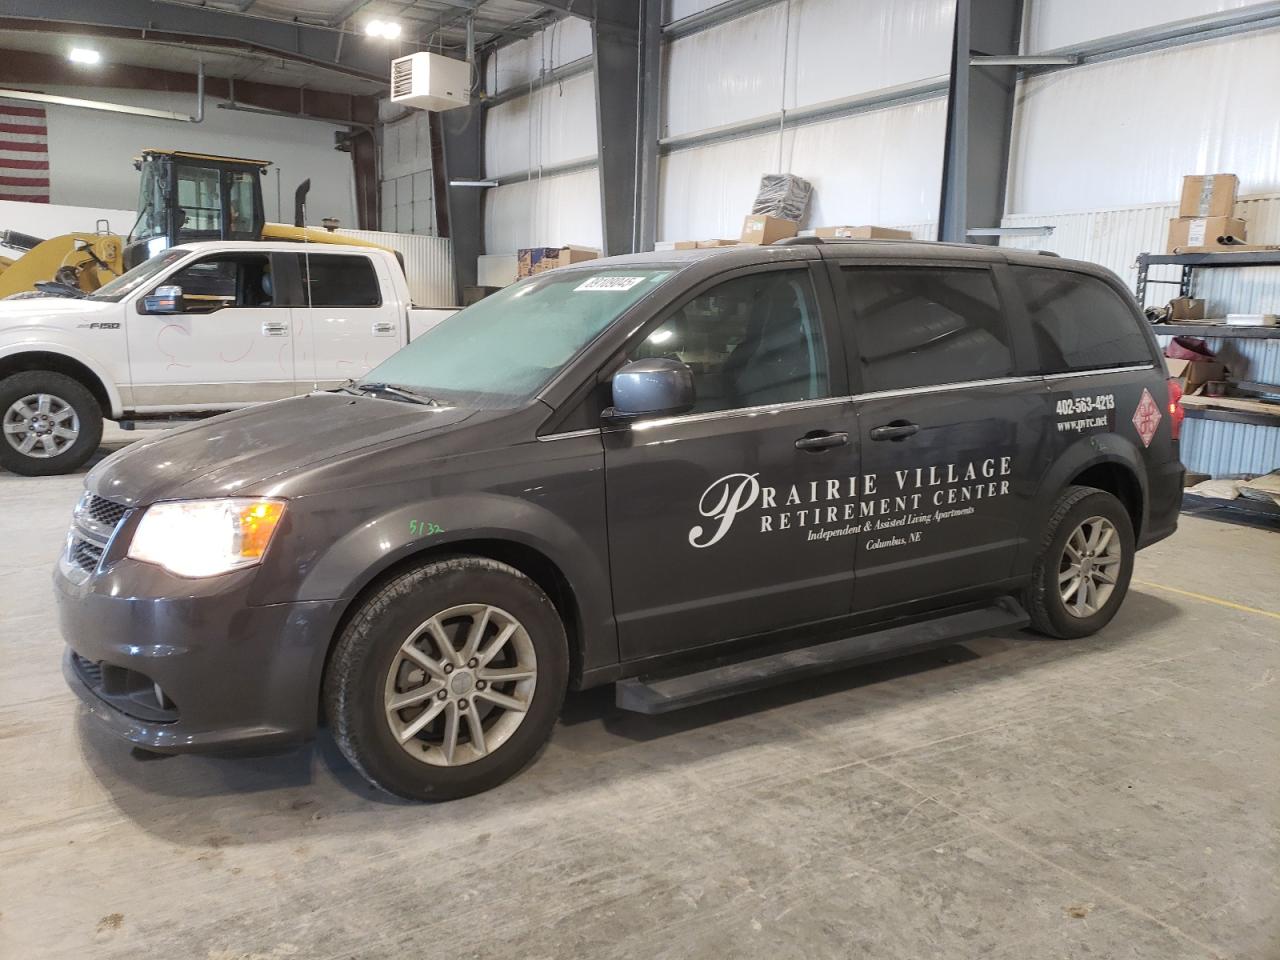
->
[0,371,103,476]
[324,556,568,801]
[1027,486,1134,639]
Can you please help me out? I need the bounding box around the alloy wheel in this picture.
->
[3,393,80,459]
[383,603,537,766]
[1059,515,1123,618]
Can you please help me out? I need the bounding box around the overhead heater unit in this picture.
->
[389,52,470,112]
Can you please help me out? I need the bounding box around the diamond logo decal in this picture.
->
[1132,388,1162,448]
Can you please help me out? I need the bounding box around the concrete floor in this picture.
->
[2,428,1278,959]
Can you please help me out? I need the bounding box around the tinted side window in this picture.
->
[168,253,274,313]
[843,267,1012,392]
[1013,267,1151,373]
[629,269,829,414]
[299,254,381,307]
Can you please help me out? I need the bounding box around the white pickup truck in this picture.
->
[0,241,453,475]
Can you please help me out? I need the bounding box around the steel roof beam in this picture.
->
[0,0,392,83]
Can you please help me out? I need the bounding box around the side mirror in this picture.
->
[606,358,695,422]
[142,284,183,314]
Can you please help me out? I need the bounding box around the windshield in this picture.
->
[360,267,673,407]
[129,158,167,243]
[87,249,189,302]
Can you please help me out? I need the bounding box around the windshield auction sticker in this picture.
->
[575,276,647,292]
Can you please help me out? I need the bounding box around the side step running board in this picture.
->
[615,598,1029,715]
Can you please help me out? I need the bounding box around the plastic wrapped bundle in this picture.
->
[751,174,813,223]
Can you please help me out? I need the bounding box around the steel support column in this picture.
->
[938,0,1023,244]
[438,102,484,296]
[635,0,662,252]
[590,0,657,256]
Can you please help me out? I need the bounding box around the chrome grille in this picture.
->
[82,494,127,527]
[71,538,104,573]
[64,491,129,581]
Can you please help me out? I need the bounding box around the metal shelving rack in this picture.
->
[1135,249,1280,309]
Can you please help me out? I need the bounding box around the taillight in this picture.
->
[1167,378,1184,440]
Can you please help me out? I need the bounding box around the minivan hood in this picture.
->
[89,392,477,505]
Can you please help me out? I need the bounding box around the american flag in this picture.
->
[0,97,50,203]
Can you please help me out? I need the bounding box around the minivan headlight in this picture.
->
[127,498,286,578]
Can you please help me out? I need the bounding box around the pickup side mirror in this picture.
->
[142,284,183,314]
[605,358,696,422]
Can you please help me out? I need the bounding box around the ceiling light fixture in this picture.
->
[68,48,101,65]
[366,20,402,39]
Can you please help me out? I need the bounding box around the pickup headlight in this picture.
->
[127,498,286,578]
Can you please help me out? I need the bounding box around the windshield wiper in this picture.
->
[352,382,439,406]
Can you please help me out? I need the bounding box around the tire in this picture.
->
[1027,485,1135,639]
[0,370,104,476]
[324,556,569,801]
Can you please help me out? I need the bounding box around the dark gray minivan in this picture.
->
[55,240,1184,800]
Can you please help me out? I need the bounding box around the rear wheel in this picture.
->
[324,556,568,801]
[0,371,103,476]
[1027,486,1135,639]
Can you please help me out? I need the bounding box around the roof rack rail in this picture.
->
[771,236,823,245]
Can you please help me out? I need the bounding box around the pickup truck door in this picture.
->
[285,251,404,392]
[126,250,296,409]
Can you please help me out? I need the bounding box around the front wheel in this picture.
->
[324,556,569,801]
[0,371,103,476]
[1027,486,1135,639]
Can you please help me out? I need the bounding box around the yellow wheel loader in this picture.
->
[0,150,389,299]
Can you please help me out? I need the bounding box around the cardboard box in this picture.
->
[740,215,798,245]
[1168,297,1206,321]
[1165,357,1226,394]
[516,245,599,278]
[814,225,913,241]
[1166,217,1247,254]
[1179,174,1238,219]
[674,239,740,249]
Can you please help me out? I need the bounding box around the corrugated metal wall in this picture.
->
[662,0,952,137]
[483,168,603,254]
[480,0,954,253]
[338,229,457,307]
[1000,195,1280,315]
[659,97,949,242]
[1024,0,1271,51]
[658,0,952,242]
[1007,26,1280,215]
[481,19,600,255]
[1181,417,1280,476]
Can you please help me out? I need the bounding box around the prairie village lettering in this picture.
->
[689,458,1012,549]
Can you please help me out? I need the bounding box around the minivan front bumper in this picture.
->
[55,556,341,753]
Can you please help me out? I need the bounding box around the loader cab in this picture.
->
[124,151,268,270]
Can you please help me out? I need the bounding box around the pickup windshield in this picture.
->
[87,248,190,302]
[360,268,673,407]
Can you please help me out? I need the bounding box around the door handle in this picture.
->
[372,320,396,336]
[795,431,849,452]
[869,421,919,442]
[262,320,288,337]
